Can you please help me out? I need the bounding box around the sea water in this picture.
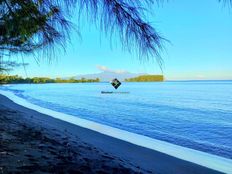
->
[1,81,232,159]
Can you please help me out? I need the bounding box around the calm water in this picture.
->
[1,81,232,159]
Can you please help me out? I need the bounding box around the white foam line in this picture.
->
[1,89,232,174]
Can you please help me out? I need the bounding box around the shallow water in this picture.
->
[1,81,232,159]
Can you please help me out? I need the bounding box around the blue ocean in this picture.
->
[1,81,232,159]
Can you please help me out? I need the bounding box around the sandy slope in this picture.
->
[0,94,224,174]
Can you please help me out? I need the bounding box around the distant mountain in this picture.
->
[71,72,147,82]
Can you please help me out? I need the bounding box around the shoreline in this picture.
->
[0,91,231,174]
[1,94,147,173]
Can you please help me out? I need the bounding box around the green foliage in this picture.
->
[0,0,73,55]
[125,75,164,82]
[0,75,100,84]
[0,0,166,64]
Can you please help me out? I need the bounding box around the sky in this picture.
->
[8,0,232,80]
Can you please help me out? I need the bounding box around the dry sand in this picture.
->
[0,94,224,174]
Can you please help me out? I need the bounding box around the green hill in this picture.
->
[125,75,164,82]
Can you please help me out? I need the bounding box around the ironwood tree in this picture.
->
[0,0,231,72]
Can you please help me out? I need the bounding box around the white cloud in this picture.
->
[195,74,205,79]
[96,65,109,72]
[96,65,128,74]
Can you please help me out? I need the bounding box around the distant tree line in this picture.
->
[125,75,164,82]
[0,75,100,84]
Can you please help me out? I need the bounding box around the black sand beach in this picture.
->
[0,94,225,174]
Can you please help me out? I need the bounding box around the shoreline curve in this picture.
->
[0,89,231,174]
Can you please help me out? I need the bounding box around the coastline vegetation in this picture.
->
[125,75,164,82]
[0,75,100,84]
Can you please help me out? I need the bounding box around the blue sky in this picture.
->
[9,0,232,80]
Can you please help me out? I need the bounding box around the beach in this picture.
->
[0,94,226,174]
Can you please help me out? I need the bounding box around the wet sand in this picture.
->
[0,94,225,174]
